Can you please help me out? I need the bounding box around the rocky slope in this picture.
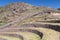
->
[0,2,60,40]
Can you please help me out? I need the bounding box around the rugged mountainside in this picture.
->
[0,2,59,24]
[0,2,60,40]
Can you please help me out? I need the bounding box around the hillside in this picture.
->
[0,2,60,40]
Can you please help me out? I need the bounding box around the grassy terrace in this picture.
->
[0,35,20,40]
[0,28,59,40]
[0,32,40,40]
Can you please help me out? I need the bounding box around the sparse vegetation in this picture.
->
[0,2,60,40]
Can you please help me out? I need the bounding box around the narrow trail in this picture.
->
[20,23,60,32]
[0,11,40,29]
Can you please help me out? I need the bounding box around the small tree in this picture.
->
[57,8,60,10]
[42,13,48,20]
